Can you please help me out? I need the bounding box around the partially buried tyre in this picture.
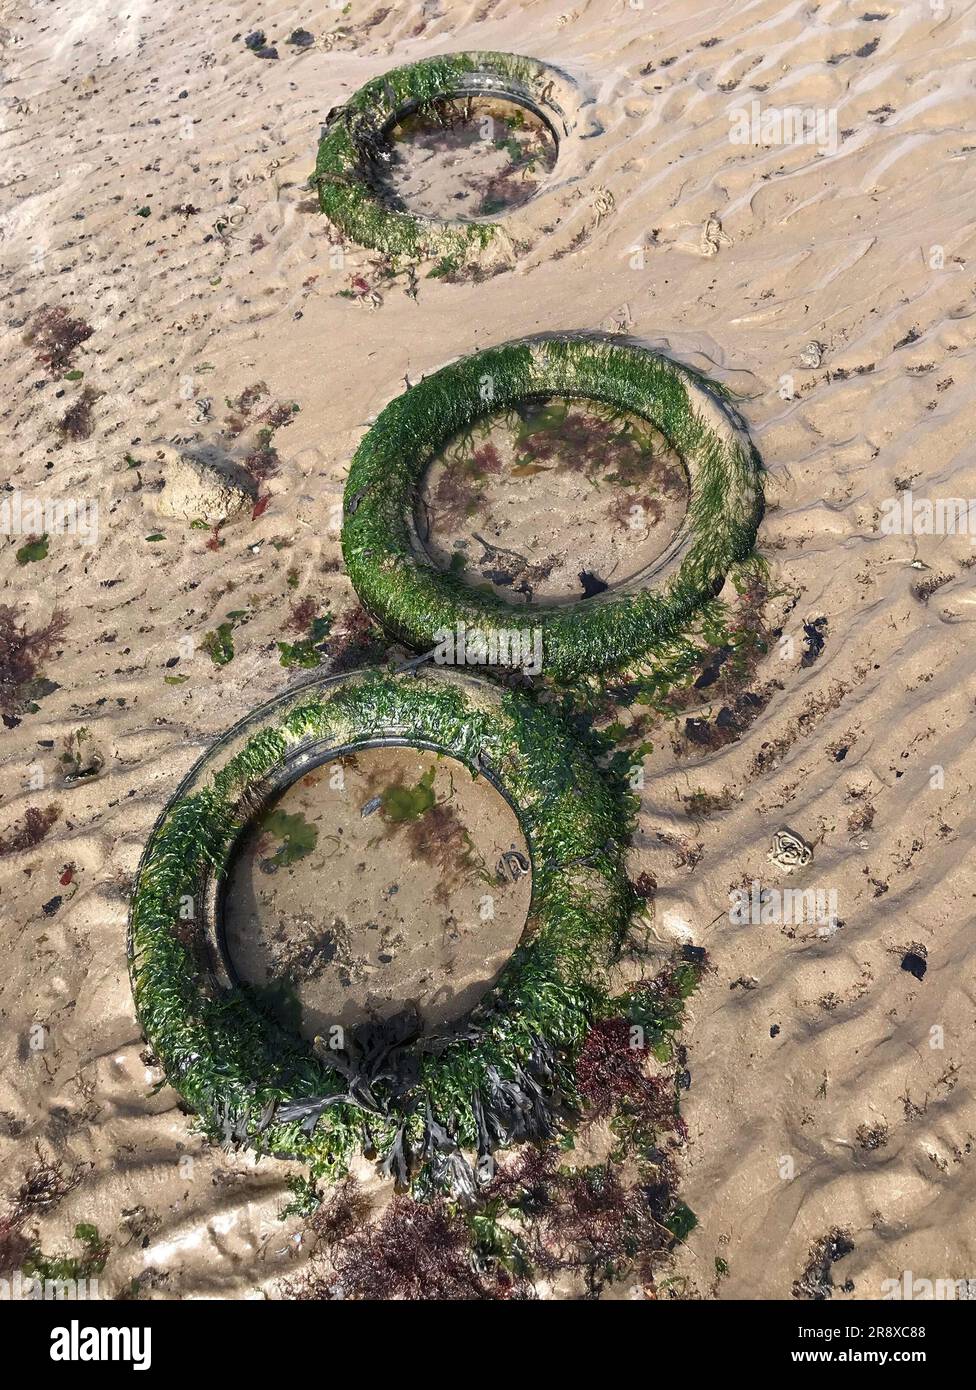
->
[314,51,578,271]
[342,335,764,681]
[128,668,631,1193]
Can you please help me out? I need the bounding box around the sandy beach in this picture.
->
[2,0,976,1302]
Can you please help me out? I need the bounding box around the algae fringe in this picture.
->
[342,336,764,681]
[128,669,632,1190]
[314,51,566,268]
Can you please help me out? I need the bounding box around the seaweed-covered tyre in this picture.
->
[342,335,764,681]
[314,51,576,270]
[128,668,631,1190]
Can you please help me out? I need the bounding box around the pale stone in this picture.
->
[153,446,256,524]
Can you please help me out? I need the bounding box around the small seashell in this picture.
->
[700,213,732,256]
[498,848,530,881]
[768,828,813,871]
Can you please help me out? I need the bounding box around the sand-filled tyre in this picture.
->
[128,667,631,1190]
[342,335,764,681]
[313,51,576,271]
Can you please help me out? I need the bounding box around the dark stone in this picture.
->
[578,569,608,597]
[694,644,732,689]
[901,951,927,981]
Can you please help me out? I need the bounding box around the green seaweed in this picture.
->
[342,336,764,681]
[128,669,631,1184]
[313,51,560,268]
[261,809,318,866]
[380,764,436,822]
[665,1202,698,1243]
[203,622,235,666]
[23,1222,109,1281]
[514,397,569,442]
[279,1174,322,1221]
[278,615,333,669]
[16,535,49,565]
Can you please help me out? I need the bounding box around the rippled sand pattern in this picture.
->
[2,0,976,1299]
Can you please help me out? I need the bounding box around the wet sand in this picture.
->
[416,395,688,603]
[383,95,558,221]
[1,0,976,1301]
[223,747,531,1037]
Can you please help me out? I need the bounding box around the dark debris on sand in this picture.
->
[792,1228,855,1299]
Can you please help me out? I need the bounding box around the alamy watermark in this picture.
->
[882,1270,976,1300]
[1,491,99,545]
[49,1319,151,1369]
[729,99,838,156]
[879,491,976,541]
[433,622,543,676]
[730,881,839,934]
[0,1271,101,1301]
